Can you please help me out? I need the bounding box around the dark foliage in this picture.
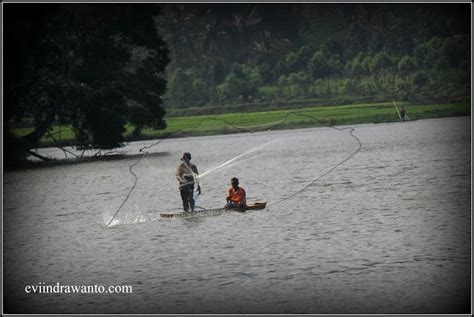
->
[4,4,169,166]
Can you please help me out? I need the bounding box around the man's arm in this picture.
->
[192,164,202,194]
[176,165,185,183]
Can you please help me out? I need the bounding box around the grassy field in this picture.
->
[12,101,470,147]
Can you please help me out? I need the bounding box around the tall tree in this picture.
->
[224,6,262,62]
[4,4,169,166]
[193,9,230,103]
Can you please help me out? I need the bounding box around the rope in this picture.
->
[105,110,362,226]
[269,125,362,207]
[104,151,145,227]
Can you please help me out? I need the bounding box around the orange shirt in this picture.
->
[228,187,246,204]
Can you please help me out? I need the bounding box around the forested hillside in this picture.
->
[156,3,470,110]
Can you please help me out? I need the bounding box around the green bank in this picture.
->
[12,101,471,148]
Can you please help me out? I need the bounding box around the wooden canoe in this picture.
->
[160,201,267,219]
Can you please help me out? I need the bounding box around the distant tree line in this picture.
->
[156,4,470,109]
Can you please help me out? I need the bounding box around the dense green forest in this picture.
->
[156,3,470,109]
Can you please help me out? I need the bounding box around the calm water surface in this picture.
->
[3,117,471,313]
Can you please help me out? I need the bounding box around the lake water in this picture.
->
[3,116,471,314]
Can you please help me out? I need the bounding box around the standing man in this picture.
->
[225,177,247,210]
[400,106,406,122]
[176,152,201,212]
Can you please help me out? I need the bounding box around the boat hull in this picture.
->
[160,201,267,218]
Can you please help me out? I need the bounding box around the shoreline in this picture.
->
[7,114,470,171]
[12,100,471,150]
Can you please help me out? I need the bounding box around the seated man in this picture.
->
[225,177,246,210]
